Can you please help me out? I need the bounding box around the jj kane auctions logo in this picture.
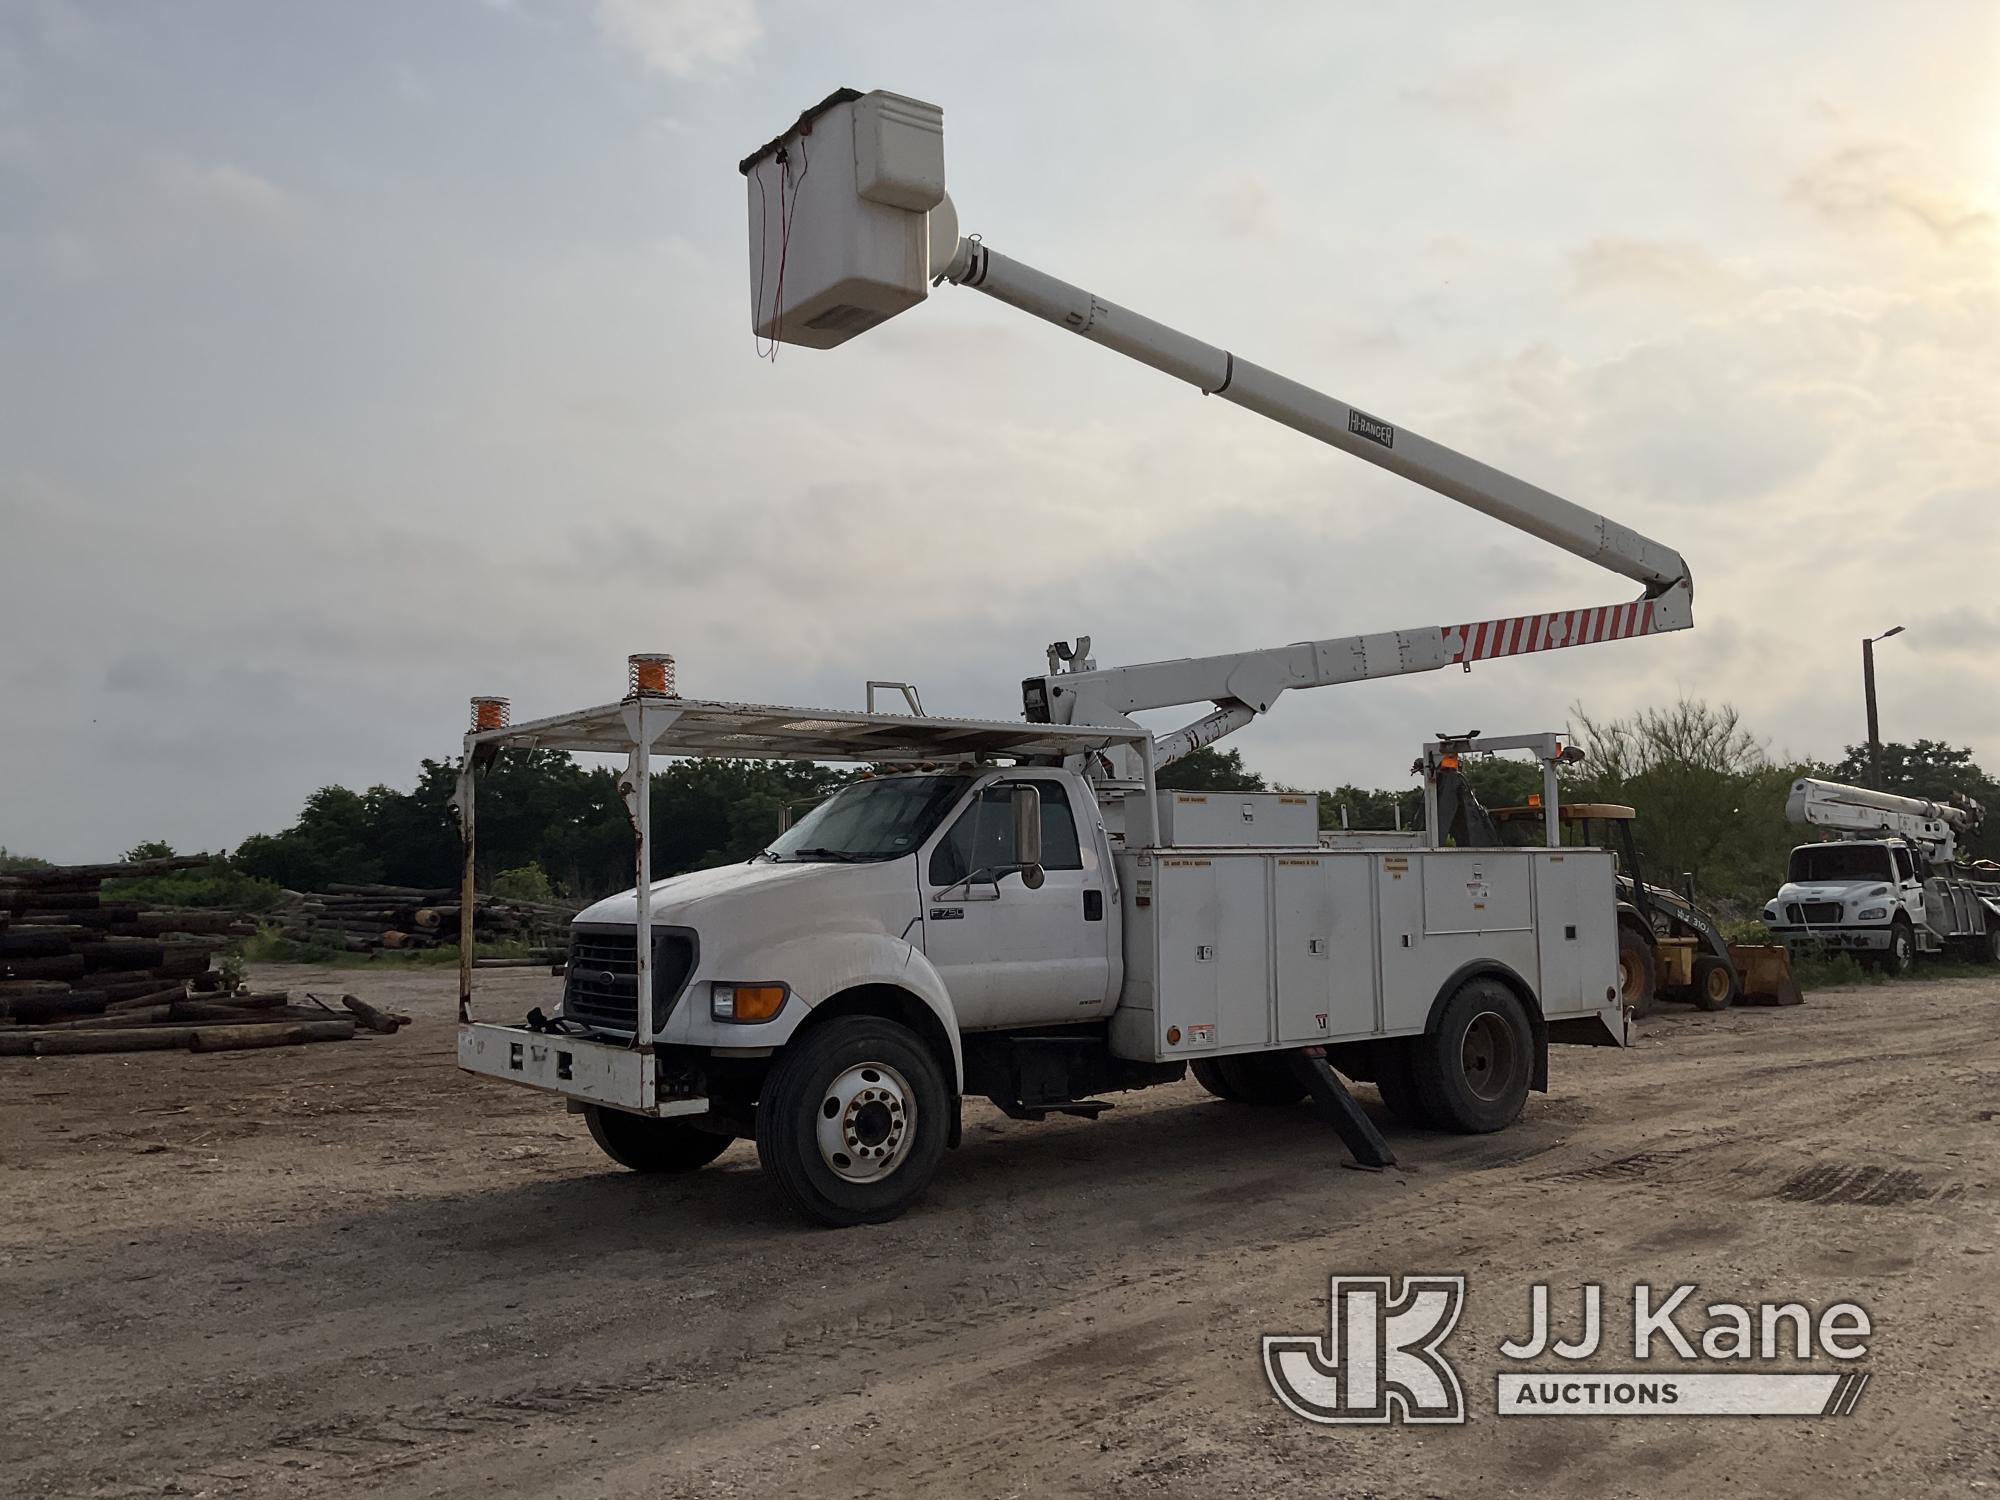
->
[1264,1276,1872,1422]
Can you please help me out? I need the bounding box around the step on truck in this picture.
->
[1766,778,2000,973]
[453,89,1697,1224]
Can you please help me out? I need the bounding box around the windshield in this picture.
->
[765,775,974,863]
[1788,844,1894,884]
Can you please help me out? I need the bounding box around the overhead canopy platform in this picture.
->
[453,675,1168,1037]
[466,696,1154,765]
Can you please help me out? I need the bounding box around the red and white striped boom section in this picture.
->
[1444,597,1662,667]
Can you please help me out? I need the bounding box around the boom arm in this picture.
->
[741,89,1693,761]
[1787,777,1981,864]
[946,241,1688,591]
[949,239,1693,751]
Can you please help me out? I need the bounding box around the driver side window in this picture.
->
[1893,847,1914,881]
[928,781,1084,887]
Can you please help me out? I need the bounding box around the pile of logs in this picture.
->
[0,990,410,1058]
[274,882,573,958]
[0,856,253,1027]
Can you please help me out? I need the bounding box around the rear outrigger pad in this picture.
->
[1289,1050,1397,1171]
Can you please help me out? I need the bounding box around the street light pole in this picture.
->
[1862,625,1905,789]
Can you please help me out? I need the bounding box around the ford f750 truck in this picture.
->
[453,89,1694,1224]
[458,705,1624,1225]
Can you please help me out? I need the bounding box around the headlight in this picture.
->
[1857,907,1888,922]
[1761,906,1777,921]
[711,982,789,1023]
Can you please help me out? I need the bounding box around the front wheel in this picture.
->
[584,1105,733,1174]
[1884,920,1918,978]
[1411,979,1535,1134]
[754,1015,950,1227]
[1691,954,1737,1012]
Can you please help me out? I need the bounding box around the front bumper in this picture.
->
[457,1023,708,1117]
[1769,926,1891,953]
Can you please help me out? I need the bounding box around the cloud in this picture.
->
[15,154,303,281]
[1399,66,1522,122]
[595,0,760,78]
[1790,142,1996,248]
[1570,237,1740,302]
[1205,172,1281,239]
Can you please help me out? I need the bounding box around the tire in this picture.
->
[1192,1054,1307,1105]
[1411,978,1535,1135]
[1617,923,1658,1018]
[754,1015,950,1227]
[584,1105,732,1174]
[1977,923,2000,965]
[1370,1039,1434,1129]
[1691,954,1736,1012]
[1190,1058,1244,1102]
[1884,919,1918,979]
[1219,1054,1308,1106]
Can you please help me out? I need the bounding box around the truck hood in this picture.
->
[575,858,901,928]
[1774,881,1888,903]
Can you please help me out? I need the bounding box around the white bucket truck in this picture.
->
[1765,778,2000,973]
[454,90,1697,1225]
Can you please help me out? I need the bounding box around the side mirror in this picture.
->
[1012,785,1046,890]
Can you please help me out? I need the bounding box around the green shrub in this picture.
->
[491,861,556,904]
[105,866,286,912]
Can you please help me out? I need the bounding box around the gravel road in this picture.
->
[3,965,1996,1498]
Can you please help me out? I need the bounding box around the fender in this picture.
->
[1422,957,1550,1092]
[664,929,965,1090]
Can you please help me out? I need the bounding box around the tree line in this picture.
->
[6,699,1991,917]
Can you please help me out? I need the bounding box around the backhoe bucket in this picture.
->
[1729,944,1804,1007]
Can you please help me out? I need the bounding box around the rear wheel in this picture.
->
[1411,979,1534,1134]
[584,1105,732,1174]
[1370,1039,1434,1128]
[1191,1054,1306,1106]
[1978,923,2000,965]
[1691,954,1737,1012]
[754,1015,950,1227]
[1618,923,1658,1018]
[1189,1058,1241,1101]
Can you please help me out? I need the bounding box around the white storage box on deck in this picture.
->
[742,89,945,349]
[1131,790,1320,847]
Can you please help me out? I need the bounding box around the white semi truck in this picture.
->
[1765,778,2000,973]
[453,90,1696,1225]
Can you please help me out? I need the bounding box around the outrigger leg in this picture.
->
[1292,1047,1397,1171]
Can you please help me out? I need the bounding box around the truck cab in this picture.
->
[562,765,1120,1056]
[1765,840,1919,972]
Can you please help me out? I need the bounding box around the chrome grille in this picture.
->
[563,926,696,1035]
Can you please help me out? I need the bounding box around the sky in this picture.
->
[1,1,1995,861]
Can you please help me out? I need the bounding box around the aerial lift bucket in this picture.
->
[1728,944,1804,1007]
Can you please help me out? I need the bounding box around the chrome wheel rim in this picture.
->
[816,1061,916,1182]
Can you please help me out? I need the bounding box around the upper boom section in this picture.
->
[1787,777,1981,863]
[742,88,1690,595]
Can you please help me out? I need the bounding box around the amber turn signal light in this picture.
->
[711,983,788,1023]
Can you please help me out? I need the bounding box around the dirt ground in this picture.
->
[2,965,1996,1500]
